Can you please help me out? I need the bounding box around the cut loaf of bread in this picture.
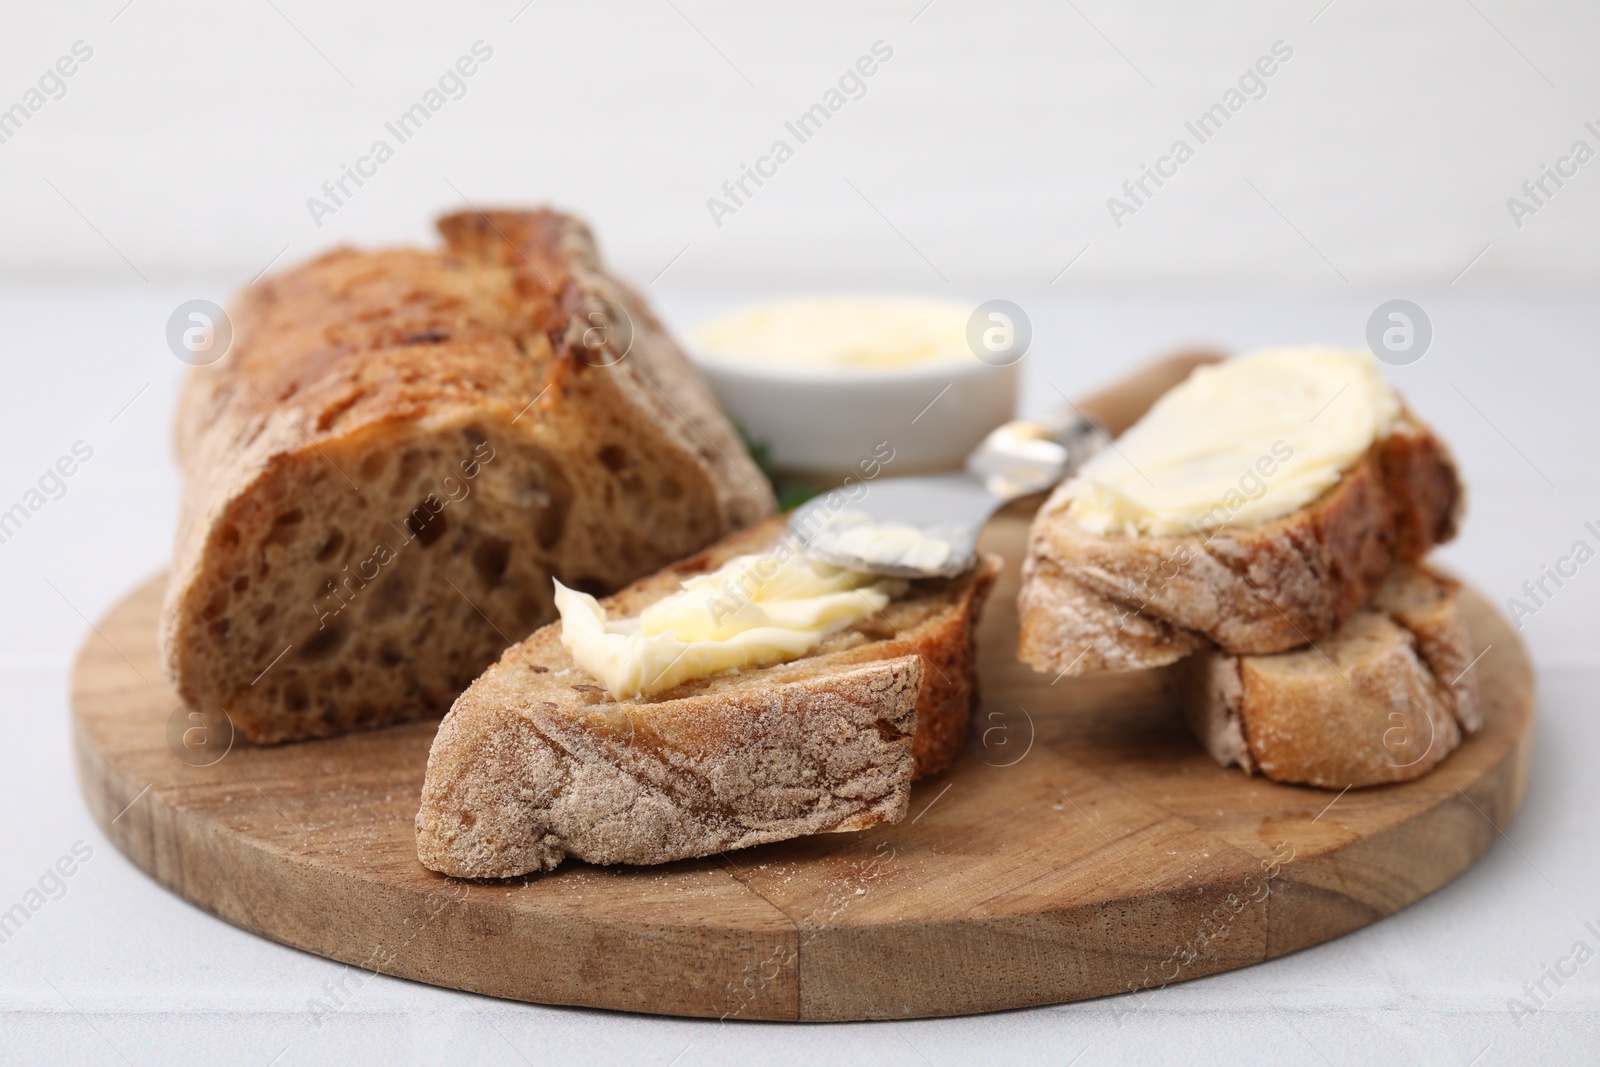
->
[1171,564,1480,788]
[161,209,773,744]
[415,516,1000,877]
[1019,413,1462,677]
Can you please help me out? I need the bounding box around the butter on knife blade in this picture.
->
[801,510,959,575]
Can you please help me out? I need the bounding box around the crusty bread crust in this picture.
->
[1019,415,1462,677]
[1172,565,1479,788]
[416,659,922,877]
[1372,557,1480,733]
[415,517,999,877]
[160,209,773,744]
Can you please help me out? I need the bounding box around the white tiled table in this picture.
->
[1,286,1595,1066]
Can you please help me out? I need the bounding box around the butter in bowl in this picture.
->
[687,296,1022,484]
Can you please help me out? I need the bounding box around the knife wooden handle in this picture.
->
[1074,349,1225,437]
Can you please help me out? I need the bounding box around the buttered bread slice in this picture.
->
[415,516,998,877]
[1019,348,1462,677]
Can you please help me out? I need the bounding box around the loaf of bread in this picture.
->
[1172,565,1480,788]
[161,209,773,744]
[415,516,999,877]
[1019,414,1462,677]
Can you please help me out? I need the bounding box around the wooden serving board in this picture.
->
[72,509,1533,1021]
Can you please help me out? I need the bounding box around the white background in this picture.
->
[2,0,1598,288]
[1,2,1598,1065]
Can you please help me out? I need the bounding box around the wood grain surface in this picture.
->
[71,507,1534,1021]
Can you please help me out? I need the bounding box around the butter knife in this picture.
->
[789,351,1222,578]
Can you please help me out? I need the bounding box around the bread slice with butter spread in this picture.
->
[415,516,999,877]
[1018,349,1462,677]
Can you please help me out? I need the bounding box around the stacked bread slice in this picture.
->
[1018,348,1477,788]
[1171,564,1480,788]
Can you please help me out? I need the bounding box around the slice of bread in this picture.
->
[1019,413,1462,677]
[161,209,773,744]
[1171,565,1480,788]
[415,516,1000,877]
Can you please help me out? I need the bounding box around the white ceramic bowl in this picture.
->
[691,351,1019,478]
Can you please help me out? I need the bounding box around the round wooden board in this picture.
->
[72,510,1534,1022]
